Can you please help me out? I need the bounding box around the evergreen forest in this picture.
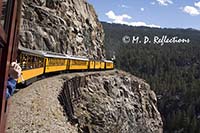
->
[102,22,200,133]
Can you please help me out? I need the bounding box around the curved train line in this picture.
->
[17,46,114,85]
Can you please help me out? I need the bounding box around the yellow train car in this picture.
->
[100,61,105,69]
[17,47,45,83]
[105,60,114,69]
[89,60,95,69]
[94,61,101,70]
[44,53,68,73]
[68,56,89,70]
[17,46,115,85]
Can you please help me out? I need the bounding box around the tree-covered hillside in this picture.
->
[102,22,200,133]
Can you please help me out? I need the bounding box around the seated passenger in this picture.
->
[6,62,21,99]
[22,60,26,69]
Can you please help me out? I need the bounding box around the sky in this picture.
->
[87,0,200,29]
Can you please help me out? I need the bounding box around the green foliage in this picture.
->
[102,22,200,133]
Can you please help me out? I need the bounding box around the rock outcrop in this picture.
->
[20,0,105,59]
[59,70,163,133]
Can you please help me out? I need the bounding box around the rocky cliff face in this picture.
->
[20,0,105,59]
[59,70,163,133]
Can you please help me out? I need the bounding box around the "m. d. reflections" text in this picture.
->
[123,35,190,46]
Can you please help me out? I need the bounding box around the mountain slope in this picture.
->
[102,22,200,133]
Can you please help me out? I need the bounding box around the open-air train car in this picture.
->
[17,47,114,85]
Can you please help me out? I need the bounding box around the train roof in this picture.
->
[89,59,113,62]
[18,46,89,61]
[66,56,89,61]
[103,60,113,63]
[18,47,112,62]
[18,46,46,56]
[44,53,68,59]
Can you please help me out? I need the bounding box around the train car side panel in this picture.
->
[106,62,114,69]
[94,61,101,69]
[45,58,68,73]
[45,65,67,73]
[100,62,105,69]
[18,68,44,83]
[69,59,89,70]
[17,51,45,83]
[89,60,95,69]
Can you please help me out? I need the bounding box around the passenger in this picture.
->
[22,60,26,69]
[6,62,21,99]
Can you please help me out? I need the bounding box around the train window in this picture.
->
[59,59,64,65]
[18,53,21,66]
[35,57,39,68]
[53,59,56,66]
[48,58,50,66]
[19,54,44,69]
[37,57,41,67]
[39,57,43,67]
[56,59,59,65]
[26,56,30,69]
[26,56,29,69]
[18,53,22,67]
[29,56,33,69]
[22,54,27,69]
[32,56,36,68]
[49,58,53,66]
[52,58,54,66]
[48,58,52,66]
[47,58,65,66]
[41,58,44,67]
[39,59,41,67]
[55,59,57,65]
[37,57,39,67]
[56,59,58,65]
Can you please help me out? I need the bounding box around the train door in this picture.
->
[0,0,22,132]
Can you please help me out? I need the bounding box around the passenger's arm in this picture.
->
[6,78,17,99]
[6,62,21,99]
